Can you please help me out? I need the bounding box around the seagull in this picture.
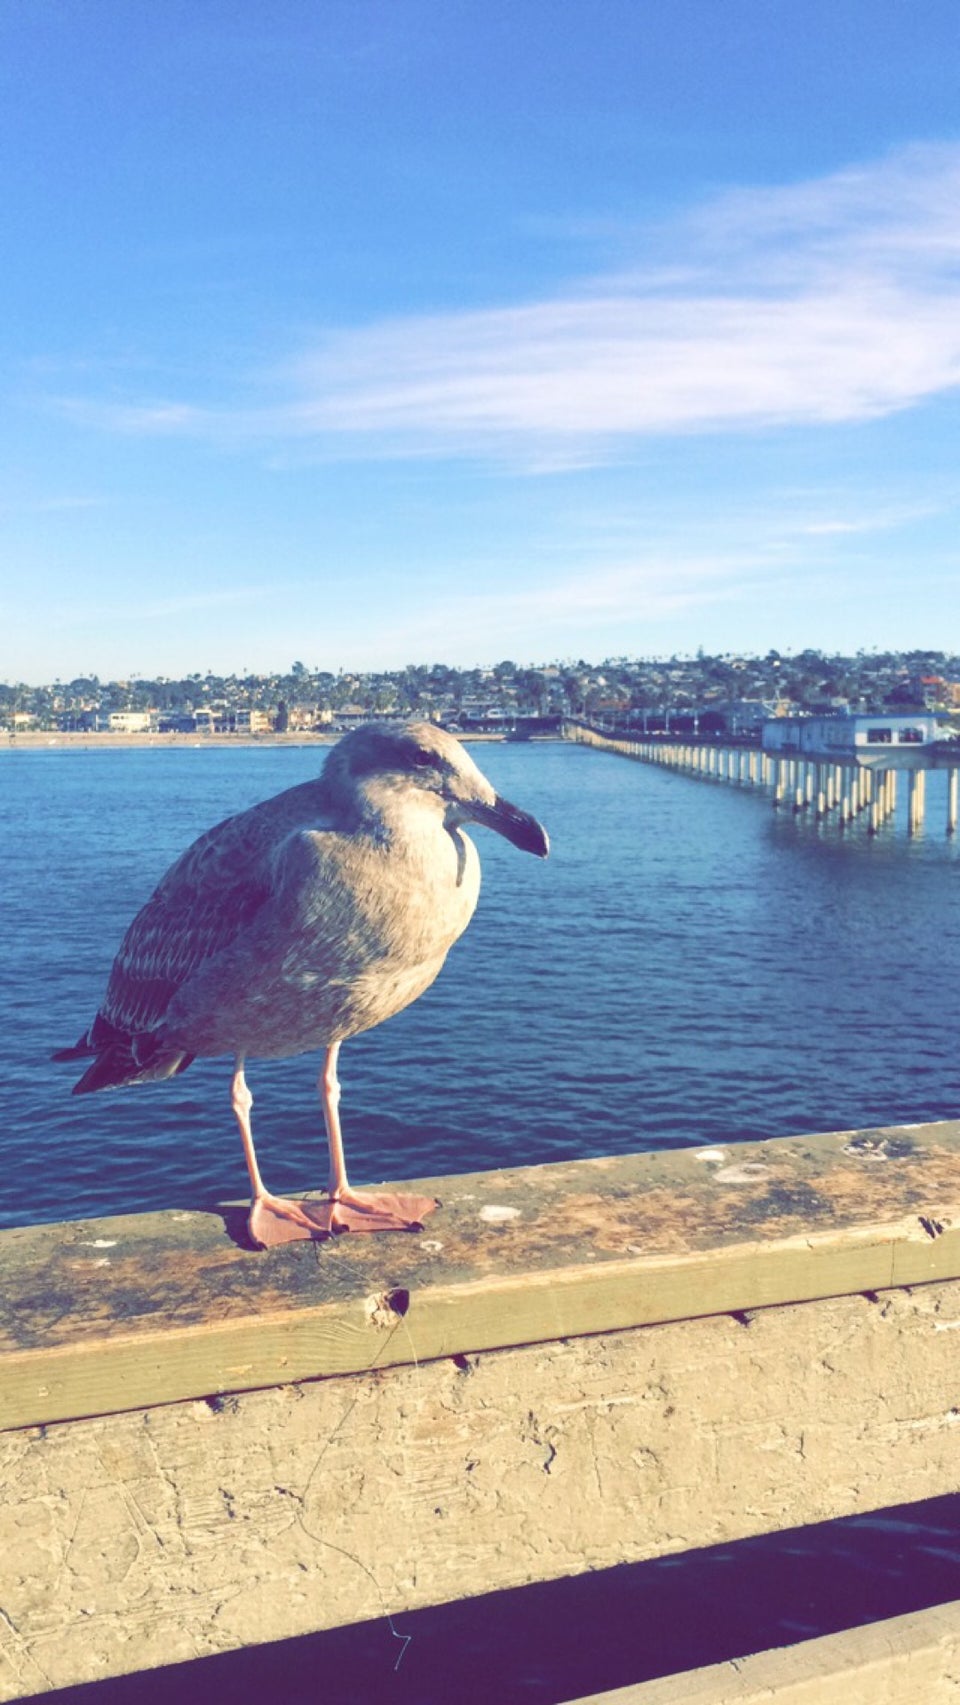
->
[54,721,549,1247]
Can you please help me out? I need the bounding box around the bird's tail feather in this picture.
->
[51,1034,96,1062]
[72,1043,193,1098]
[52,1011,127,1063]
[71,1040,195,1095]
[53,1017,194,1093]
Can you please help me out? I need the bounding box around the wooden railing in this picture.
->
[3,1122,960,1700]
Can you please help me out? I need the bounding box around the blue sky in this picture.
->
[3,1,960,681]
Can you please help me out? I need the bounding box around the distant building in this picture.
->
[920,677,960,708]
[108,710,157,734]
[233,708,273,734]
[699,698,773,736]
[454,701,514,731]
[334,705,397,727]
[763,712,940,767]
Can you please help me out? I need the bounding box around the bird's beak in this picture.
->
[460,794,550,858]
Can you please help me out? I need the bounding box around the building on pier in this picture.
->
[761,712,940,768]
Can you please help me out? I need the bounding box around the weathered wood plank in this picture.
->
[3,1123,960,1430]
[3,1281,960,1699]
[562,1599,960,1703]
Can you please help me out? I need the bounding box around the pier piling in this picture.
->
[563,720,960,839]
[908,768,927,834]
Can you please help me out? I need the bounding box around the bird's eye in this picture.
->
[410,750,435,767]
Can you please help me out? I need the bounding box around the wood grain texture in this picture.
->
[3,1122,960,1430]
[3,1281,960,1699]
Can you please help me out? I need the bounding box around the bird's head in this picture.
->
[327,721,549,857]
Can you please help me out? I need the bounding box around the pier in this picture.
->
[3,1123,960,1700]
[564,715,960,835]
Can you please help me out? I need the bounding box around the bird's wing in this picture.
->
[137,824,402,1054]
[97,786,336,1038]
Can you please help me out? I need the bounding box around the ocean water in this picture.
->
[6,738,960,1703]
[3,738,960,1229]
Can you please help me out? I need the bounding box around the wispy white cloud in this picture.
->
[347,551,771,661]
[0,493,108,518]
[52,398,208,437]
[774,496,949,539]
[678,142,960,282]
[49,141,960,465]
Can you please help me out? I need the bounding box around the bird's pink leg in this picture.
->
[234,1058,338,1248]
[238,1050,437,1248]
[314,1042,439,1234]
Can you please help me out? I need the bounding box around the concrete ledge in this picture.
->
[563,1599,960,1703]
[3,1122,960,1432]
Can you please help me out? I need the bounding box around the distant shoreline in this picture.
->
[1,731,339,751]
[0,730,552,752]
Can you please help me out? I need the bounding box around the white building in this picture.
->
[762,713,940,767]
[108,710,157,734]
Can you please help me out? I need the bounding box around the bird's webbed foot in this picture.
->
[248,1187,438,1247]
[326,1184,440,1235]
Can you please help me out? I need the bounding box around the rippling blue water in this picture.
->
[3,739,960,1229]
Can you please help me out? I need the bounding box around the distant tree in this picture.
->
[515,668,547,712]
[885,682,920,706]
[67,676,100,699]
[275,699,289,732]
[561,674,585,715]
[820,668,839,693]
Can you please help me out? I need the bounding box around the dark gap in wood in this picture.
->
[18,1492,960,1705]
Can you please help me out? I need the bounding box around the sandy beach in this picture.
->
[0,729,521,751]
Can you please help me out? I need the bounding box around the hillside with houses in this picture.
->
[4,650,960,737]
